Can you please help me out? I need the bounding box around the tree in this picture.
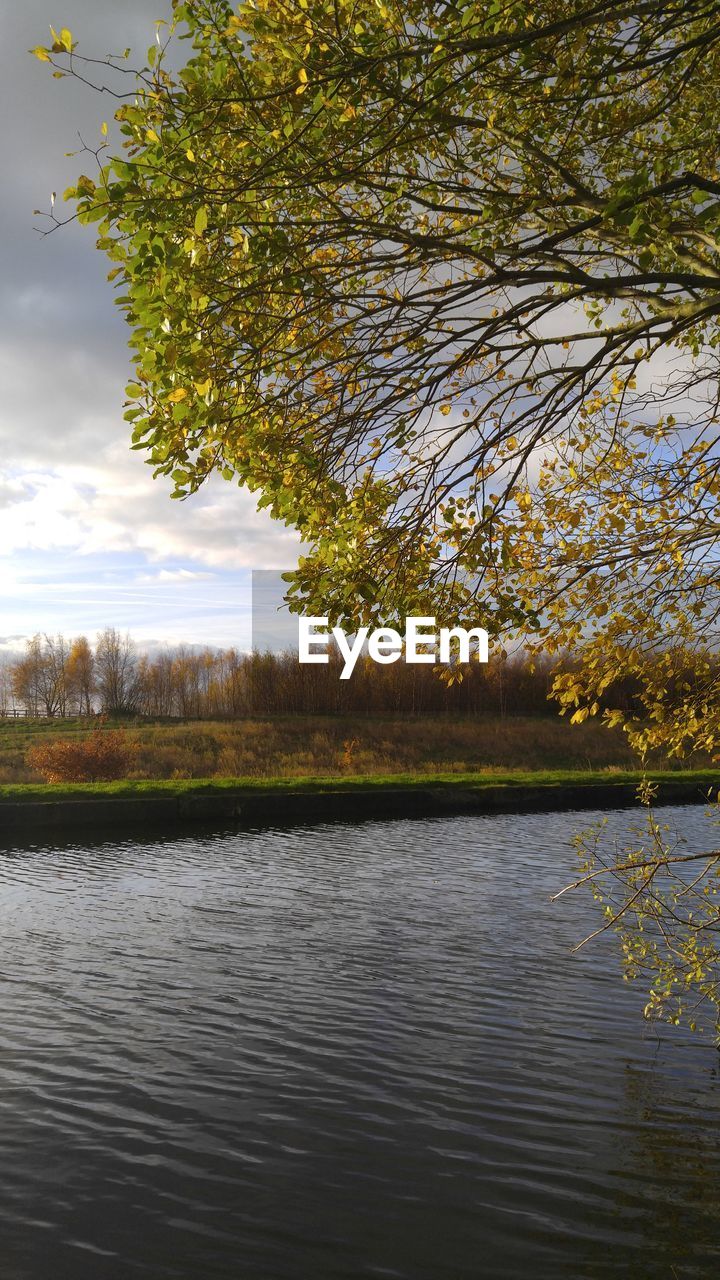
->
[38,1,720,1033]
[0,657,12,715]
[11,635,69,717]
[37,2,720,711]
[65,636,95,715]
[95,628,140,715]
[36,2,720,621]
[10,641,44,718]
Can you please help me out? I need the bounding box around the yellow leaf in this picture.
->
[101,121,108,137]
[31,46,50,62]
[167,388,188,403]
[146,128,160,143]
[298,68,308,84]
[439,405,451,416]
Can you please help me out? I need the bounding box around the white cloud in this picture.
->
[0,335,301,571]
[135,568,216,584]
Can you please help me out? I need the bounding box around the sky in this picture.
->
[0,1,300,654]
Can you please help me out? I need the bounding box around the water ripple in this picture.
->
[0,807,719,1278]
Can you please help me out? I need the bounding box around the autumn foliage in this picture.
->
[26,724,138,783]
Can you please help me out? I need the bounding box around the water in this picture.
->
[0,806,718,1279]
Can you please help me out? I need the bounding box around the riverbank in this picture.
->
[0,715,693,784]
[0,770,717,835]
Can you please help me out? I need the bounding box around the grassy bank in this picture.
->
[0,714,709,784]
[0,769,717,805]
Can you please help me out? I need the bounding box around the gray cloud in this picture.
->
[2,0,302,645]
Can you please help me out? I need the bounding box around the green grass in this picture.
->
[0,768,716,805]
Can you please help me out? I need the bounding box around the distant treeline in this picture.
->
[0,628,641,720]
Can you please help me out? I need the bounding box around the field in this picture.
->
[0,714,708,785]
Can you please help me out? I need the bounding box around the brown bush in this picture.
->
[26,724,138,783]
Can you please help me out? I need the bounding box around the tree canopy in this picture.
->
[36,1,720,639]
[37,0,720,1034]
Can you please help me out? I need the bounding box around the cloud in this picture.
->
[0,450,301,569]
[0,288,301,572]
[1,1,302,648]
[135,568,216,584]
[0,477,33,510]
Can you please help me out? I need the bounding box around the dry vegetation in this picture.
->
[3,642,709,784]
[26,725,137,783]
[0,714,703,785]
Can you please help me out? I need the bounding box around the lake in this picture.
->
[0,806,718,1278]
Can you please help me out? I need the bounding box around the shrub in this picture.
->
[26,724,138,783]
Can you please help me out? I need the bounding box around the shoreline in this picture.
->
[0,772,717,836]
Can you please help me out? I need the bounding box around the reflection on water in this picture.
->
[0,807,718,1279]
